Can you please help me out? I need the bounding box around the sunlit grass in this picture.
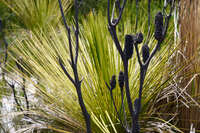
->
[4,11,184,132]
[1,0,73,30]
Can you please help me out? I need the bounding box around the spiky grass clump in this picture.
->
[6,12,181,132]
[1,0,73,30]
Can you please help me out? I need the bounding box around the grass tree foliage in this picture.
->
[1,0,73,30]
[61,0,176,132]
[3,0,184,133]
[60,0,175,132]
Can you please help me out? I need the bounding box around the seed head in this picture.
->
[142,44,150,63]
[154,12,163,41]
[135,32,143,44]
[110,75,116,90]
[124,34,134,60]
[118,71,124,89]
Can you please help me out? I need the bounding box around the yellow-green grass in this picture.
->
[1,0,73,30]
[5,12,182,132]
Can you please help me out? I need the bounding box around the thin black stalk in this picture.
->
[110,90,123,126]
[107,0,127,58]
[108,26,124,58]
[73,63,91,132]
[123,60,137,133]
[148,0,151,31]
[106,82,125,129]
[58,0,91,132]
[108,0,127,26]
[59,58,75,84]
[120,86,129,130]
[16,60,29,110]
[134,45,143,67]
[114,0,127,26]
[111,2,116,21]
[58,0,74,66]
[135,68,146,126]
[146,0,151,42]
[75,79,91,133]
[1,37,8,86]
[3,38,8,65]
[22,77,29,110]
[1,20,8,80]
[107,0,112,26]
[144,41,161,67]
[135,0,139,31]
[115,0,121,13]
[74,0,79,65]
[163,0,175,37]
[8,83,23,112]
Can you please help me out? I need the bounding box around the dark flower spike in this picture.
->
[118,71,124,89]
[142,44,150,63]
[124,34,134,60]
[135,32,143,44]
[154,12,163,42]
[110,75,116,90]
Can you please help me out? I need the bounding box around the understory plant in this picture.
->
[1,0,73,30]
[105,0,175,132]
[59,0,176,132]
[3,0,184,133]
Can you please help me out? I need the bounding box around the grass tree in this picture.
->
[4,0,183,132]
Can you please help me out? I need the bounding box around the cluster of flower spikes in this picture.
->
[109,71,125,91]
[123,32,144,60]
[123,10,164,64]
[123,30,151,65]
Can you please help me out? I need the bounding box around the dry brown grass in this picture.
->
[178,0,200,132]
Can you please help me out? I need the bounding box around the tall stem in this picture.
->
[123,59,136,133]
[135,0,139,31]
[58,0,91,132]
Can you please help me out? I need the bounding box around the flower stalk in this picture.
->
[58,0,91,132]
[107,0,175,132]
